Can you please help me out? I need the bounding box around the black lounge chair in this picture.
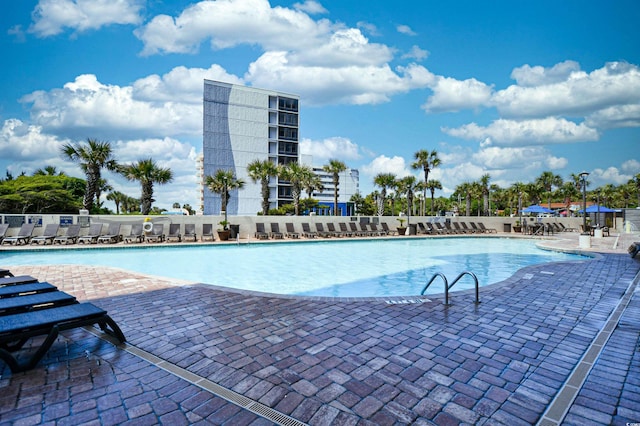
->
[145,224,165,243]
[0,224,9,245]
[97,223,121,244]
[255,223,269,240]
[0,275,39,286]
[0,291,76,316]
[285,223,300,239]
[349,222,365,236]
[359,223,374,237]
[0,269,14,278]
[0,282,57,299]
[369,223,385,236]
[0,302,126,372]
[326,223,344,237]
[478,222,497,233]
[301,223,318,238]
[78,224,103,244]
[339,222,354,237]
[53,224,81,245]
[315,223,332,238]
[1,223,36,246]
[270,223,284,239]
[124,224,144,243]
[30,224,60,245]
[182,224,197,241]
[202,224,215,241]
[381,222,397,236]
[166,224,182,242]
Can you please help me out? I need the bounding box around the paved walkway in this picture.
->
[1,232,639,425]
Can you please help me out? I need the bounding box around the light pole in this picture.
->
[580,171,589,234]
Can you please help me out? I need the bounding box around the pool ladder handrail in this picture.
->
[420,271,480,305]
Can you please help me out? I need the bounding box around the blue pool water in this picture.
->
[0,238,585,297]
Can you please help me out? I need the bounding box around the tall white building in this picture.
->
[203,80,300,215]
[202,80,359,216]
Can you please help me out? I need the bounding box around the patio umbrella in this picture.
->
[522,205,553,214]
[578,204,617,213]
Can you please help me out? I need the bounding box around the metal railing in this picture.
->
[421,271,480,305]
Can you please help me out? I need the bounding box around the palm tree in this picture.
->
[412,149,441,214]
[106,190,128,214]
[396,175,417,218]
[278,162,311,215]
[247,159,278,216]
[426,179,442,216]
[301,168,323,200]
[60,138,118,211]
[373,173,396,216]
[205,169,245,226]
[454,182,473,216]
[479,174,491,216]
[322,159,348,216]
[33,166,63,176]
[536,171,563,209]
[119,158,173,215]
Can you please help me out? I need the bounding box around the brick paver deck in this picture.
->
[1,232,639,425]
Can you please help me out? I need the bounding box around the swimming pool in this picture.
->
[0,238,586,297]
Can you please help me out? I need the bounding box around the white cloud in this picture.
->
[443,117,599,146]
[510,60,581,87]
[29,0,143,37]
[621,159,640,174]
[133,65,244,104]
[585,104,640,129]
[589,166,634,186]
[492,61,640,118]
[396,24,416,36]
[402,45,429,61]
[19,66,243,140]
[134,0,333,55]
[360,155,413,179]
[0,119,64,160]
[246,52,433,105]
[293,0,327,14]
[300,137,361,162]
[422,76,493,112]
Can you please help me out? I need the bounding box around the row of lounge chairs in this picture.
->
[0,222,219,245]
[414,221,497,235]
[0,269,126,372]
[254,221,396,239]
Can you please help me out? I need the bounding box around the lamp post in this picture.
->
[579,171,589,234]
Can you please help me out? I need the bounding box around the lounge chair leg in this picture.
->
[0,326,61,373]
[98,316,127,343]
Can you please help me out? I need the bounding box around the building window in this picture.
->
[278,156,297,165]
[278,97,298,112]
[278,142,298,155]
[278,127,298,141]
[278,112,298,126]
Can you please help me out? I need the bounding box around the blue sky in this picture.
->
[1,0,639,211]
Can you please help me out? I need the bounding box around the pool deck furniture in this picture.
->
[0,282,57,299]
[97,223,121,244]
[301,223,318,238]
[124,223,144,243]
[315,223,332,238]
[478,222,497,233]
[0,302,126,372]
[0,269,13,278]
[254,223,269,240]
[269,223,284,239]
[201,224,215,241]
[630,242,640,258]
[0,275,39,286]
[145,224,165,243]
[166,224,182,242]
[78,223,104,244]
[326,223,343,237]
[183,224,197,242]
[0,224,9,245]
[0,290,76,316]
[53,224,81,245]
[1,223,36,246]
[285,223,300,239]
[339,222,354,237]
[29,224,60,245]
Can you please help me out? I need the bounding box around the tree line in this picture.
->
[2,140,638,216]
